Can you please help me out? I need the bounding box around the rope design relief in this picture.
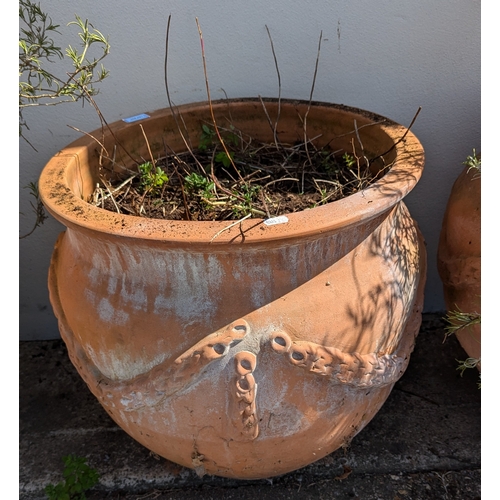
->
[232,351,259,440]
[114,319,250,411]
[270,330,406,388]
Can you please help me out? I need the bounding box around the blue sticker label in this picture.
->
[122,113,150,123]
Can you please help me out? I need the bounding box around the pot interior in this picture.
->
[70,99,398,202]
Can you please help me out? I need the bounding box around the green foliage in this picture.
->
[198,124,239,177]
[342,152,356,169]
[317,187,329,206]
[45,455,99,500]
[20,181,48,239]
[318,150,338,174]
[456,357,481,377]
[215,151,235,168]
[224,125,240,147]
[199,124,216,151]
[19,0,110,138]
[321,151,356,175]
[443,309,481,341]
[198,124,239,158]
[232,184,261,217]
[456,357,481,389]
[184,172,215,198]
[138,162,169,194]
[19,0,110,236]
[463,148,481,176]
[444,308,481,384]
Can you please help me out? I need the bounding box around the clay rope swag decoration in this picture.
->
[57,315,408,414]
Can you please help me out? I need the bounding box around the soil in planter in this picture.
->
[91,123,387,222]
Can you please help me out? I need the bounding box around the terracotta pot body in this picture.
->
[437,165,481,367]
[40,99,426,479]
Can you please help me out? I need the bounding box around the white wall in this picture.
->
[19,0,480,340]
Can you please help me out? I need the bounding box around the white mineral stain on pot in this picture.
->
[85,242,227,323]
[153,252,224,323]
[95,345,167,381]
[106,275,118,294]
[83,289,130,328]
[118,278,147,312]
[249,263,273,309]
[87,266,100,287]
[97,297,129,325]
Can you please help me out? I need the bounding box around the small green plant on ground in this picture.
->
[45,455,100,500]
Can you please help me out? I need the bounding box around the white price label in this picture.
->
[264,216,289,226]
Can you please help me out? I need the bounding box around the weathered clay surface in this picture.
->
[437,165,481,368]
[40,99,426,479]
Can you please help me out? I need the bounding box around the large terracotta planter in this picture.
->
[437,164,481,368]
[39,98,426,479]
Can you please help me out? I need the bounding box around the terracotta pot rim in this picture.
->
[39,98,425,244]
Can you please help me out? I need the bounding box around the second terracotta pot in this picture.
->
[438,163,481,368]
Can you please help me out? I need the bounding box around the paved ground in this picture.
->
[20,313,481,499]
